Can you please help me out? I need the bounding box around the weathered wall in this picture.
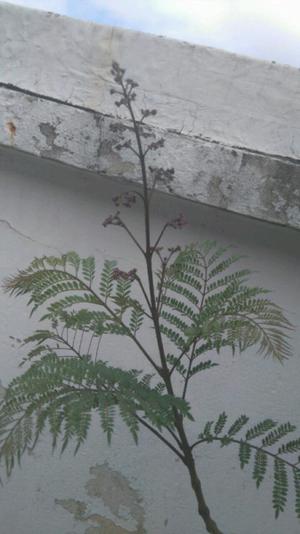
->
[0,3,300,533]
[0,146,300,534]
[1,2,300,229]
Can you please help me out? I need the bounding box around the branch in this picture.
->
[120,221,145,256]
[134,414,185,461]
[191,436,300,472]
[151,223,168,255]
[134,274,152,314]
[182,341,196,399]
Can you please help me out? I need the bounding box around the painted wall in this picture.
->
[0,145,299,533]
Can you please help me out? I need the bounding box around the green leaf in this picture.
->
[253,449,268,488]
[214,412,227,435]
[293,467,300,518]
[81,257,96,286]
[278,439,300,455]
[129,306,144,334]
[239,441,252,469]
[245,419,278,441]
[262,423,296,448]
[273,458,288,518]
[189,360,218,378]
[99,260,117,301]
[227,415,249,437]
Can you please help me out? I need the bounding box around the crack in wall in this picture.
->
[0,82,114,119]
[0,219,61,252]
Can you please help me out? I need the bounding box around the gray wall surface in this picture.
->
[0,146,299,534]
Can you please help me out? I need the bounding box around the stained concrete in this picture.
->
[0,2,300,229]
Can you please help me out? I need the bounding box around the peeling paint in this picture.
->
[38,121,72,157]
[56,463,145,534]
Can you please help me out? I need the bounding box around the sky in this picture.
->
[5,0,300,67]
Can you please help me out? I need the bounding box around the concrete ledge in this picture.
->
[1,2,300,229]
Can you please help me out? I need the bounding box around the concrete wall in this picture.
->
[0,3,300,533]
[1,2,300,230]
[0,146,299,534]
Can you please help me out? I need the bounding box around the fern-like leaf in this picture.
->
[189,360,218,378]
[278,439,300,455]
[262,423,296,448]
[273,458,288,517]
[293,468,300,518]
[227,415,249,437]
[245,419,277,441]
[253,449,268,488]
[214,412,227,435]
[82,256,96,287]
[239,441,252,469]
[99,260,117,301]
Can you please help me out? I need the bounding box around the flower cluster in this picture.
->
[149,166,175,184]
[112,268,137,281]
[110,62,138,105]
[168,213,187,229]
[112,192,137,208]
[102,212,123,228]
[141,108,157,119]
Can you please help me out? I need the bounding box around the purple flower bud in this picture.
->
[112,268,137,281]
[102,211,123,228]
[112,192,136,208]
[168,246,181,253]
[168,213,188,230]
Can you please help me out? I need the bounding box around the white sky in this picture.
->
[4,0,300,67]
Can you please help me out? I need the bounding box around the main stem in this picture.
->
[124,83,223,534]
[182,448,224,534]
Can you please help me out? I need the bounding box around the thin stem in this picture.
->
[121,221,145,256]
[126,144,140,158]
[151,223,168,255]
[134,414,185,461]
[165,425,184,450]
[95,335,103,361]
[182,341,197,399]
[169,341,194,377]
[87,333,94,357]
[156,262,167,312]
[134,274,152,313]
[78,329,85,354]
[53,332,84,359]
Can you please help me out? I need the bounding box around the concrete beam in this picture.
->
[0,2,300,229]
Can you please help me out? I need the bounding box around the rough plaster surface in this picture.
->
[0,146,300,533]
[1,2,300,230]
